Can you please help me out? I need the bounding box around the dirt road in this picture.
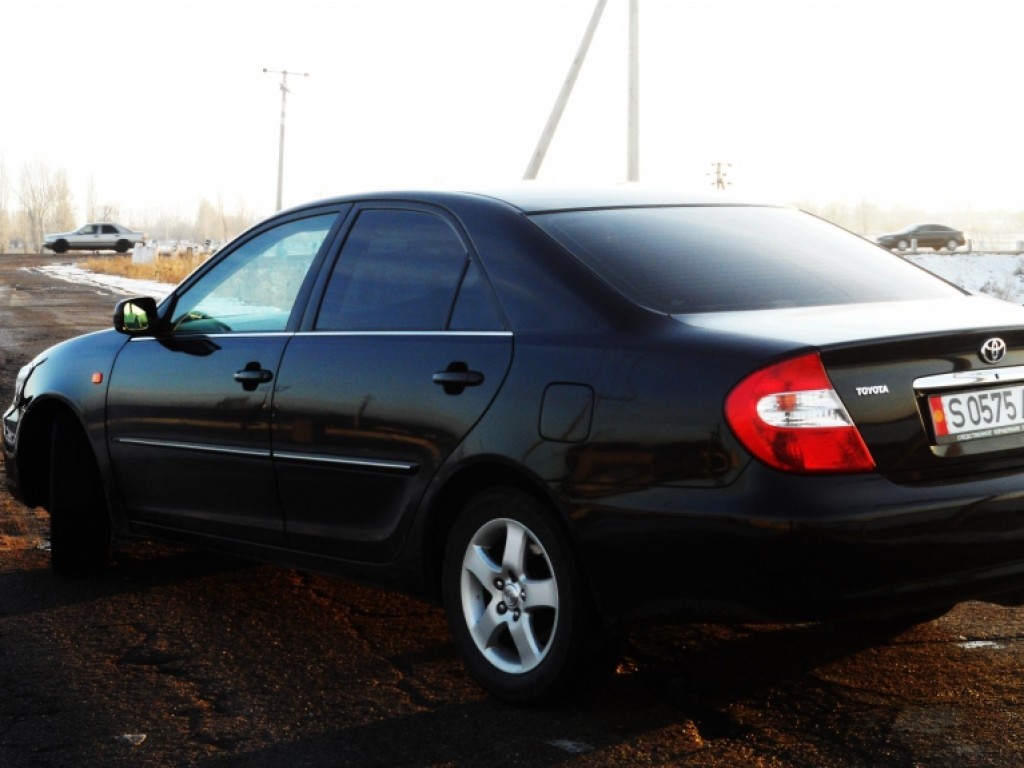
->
[2,253,1024,767]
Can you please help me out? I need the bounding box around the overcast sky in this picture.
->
[3,0,1020,220]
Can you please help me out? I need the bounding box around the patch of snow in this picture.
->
[28,263,174,301]
[908,253,1024,304]
[957,640,1003,650]
[116,734,148,747]
[546,740,594,755]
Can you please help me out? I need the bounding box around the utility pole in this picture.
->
[524,0,640,182]
[627,0,639,181]
[709,162,731,190]
[263,68,309,211]
[523,0,608,180]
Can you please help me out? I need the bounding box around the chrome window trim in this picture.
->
[295,330,513,338]
[128,332,293,341]
[128,331,512,341]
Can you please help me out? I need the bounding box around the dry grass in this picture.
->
[80,252,210,285]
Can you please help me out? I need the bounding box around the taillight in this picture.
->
[725,352,875,474]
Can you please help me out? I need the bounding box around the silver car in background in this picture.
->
[42,223,146,254]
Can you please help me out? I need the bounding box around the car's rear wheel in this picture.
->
[49,412,111,576]
[52,240,69,254]
[947,239,959,251]
[115,240,131,253]
[442,487,604,702]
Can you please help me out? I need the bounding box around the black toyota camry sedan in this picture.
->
[8,186,1024,702]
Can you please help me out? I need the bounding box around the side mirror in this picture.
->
[114,297,160,336]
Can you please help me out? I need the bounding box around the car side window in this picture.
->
[315,209,469,331]
[449,259,505,331]
[170,213,337,334]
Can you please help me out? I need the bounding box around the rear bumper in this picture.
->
[570,467,1024,624]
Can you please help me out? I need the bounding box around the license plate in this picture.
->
[928,386,1024,444]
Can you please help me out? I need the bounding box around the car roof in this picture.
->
[291,185,764,215]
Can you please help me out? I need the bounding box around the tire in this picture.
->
[115,240,131,253]
[947,239,959,251]
[52,240,69,254]
[49,413,111,576]
[442,487,605,702]
[896,239,910,251]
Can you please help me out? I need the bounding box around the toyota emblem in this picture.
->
[980,337,1007,364]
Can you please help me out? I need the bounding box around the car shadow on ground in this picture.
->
[183,615,926,767]
[0,542,252,618]
[1,540,939,767]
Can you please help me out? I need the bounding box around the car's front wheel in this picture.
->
[51,240,69,254]
[896,238,910,251]
[49,412,111,576]
[442,487,603,702]
[947,239,959,251]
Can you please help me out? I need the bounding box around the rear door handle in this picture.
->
[433,362,484,395]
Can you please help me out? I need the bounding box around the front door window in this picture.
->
[172,214,337,334]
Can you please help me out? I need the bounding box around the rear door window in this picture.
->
[315,208,471,331]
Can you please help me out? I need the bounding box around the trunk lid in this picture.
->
[681,295,1024,481]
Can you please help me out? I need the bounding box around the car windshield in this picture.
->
[530,206,964,314]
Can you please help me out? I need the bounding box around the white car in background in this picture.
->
[42,223,146,254]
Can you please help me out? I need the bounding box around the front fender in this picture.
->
[5,329,127,509]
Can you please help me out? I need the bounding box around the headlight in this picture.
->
[12,362,37,405]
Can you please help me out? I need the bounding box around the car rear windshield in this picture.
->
[530,205,964,314]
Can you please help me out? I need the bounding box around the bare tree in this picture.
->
[195,198,221,243]
[0,158,8,252]
[85,175,122,223]
[17,161,54,252]
[85,176,97,222]
[52,170,76,232]
[15,161,80,250]
[96,202,120,223]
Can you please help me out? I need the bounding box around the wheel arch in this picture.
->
[14,397,87,509]
[420,459,582,603]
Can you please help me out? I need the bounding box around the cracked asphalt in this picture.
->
[2,252,1024,767]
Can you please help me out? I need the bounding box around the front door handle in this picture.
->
[234,362,274,391]
[433,362,484,395]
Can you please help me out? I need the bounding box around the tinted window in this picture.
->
[315,209,468,331]
[531,206,964,314]
[449,259,505,331]
[171,213,336,333]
